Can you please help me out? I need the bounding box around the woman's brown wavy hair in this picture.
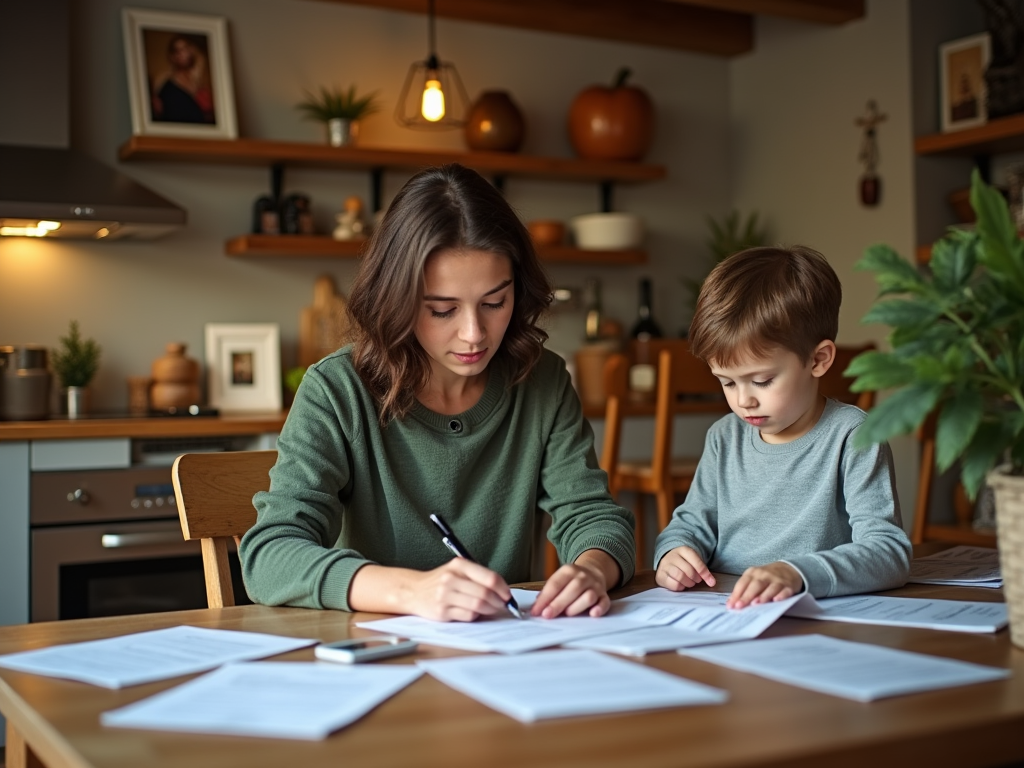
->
[347,164,552,425]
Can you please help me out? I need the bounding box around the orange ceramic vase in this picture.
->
[464,91,526,152]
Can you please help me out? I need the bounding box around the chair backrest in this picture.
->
[648,340,729,481]
[599,340,728,491]
[822,343,876,411]
[172,450,277,608]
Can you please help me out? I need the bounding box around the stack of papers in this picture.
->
[564,591,802,656]
[357,590,689,654]
[417,648,727,721]
[909,546,1003,588]
[788,594,1008,633]
[681,634,1010,701]
[102,662,422,740]
[0,626,317,688]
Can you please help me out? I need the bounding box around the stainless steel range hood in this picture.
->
[0,0,186,241]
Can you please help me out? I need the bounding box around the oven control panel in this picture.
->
[130,483,177,510]
[31,467,181,525]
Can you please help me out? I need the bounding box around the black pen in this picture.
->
[429,513,523,620]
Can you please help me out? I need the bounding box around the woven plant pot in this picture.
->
[988,466,1024,648]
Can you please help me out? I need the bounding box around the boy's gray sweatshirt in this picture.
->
[654,399,912,598]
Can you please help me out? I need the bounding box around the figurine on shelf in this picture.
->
[333,195,369,241]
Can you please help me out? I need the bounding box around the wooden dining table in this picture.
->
[2,556,1023,768]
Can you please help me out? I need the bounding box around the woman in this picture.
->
[240,164,635,621]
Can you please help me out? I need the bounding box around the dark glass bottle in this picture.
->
[583,278,603,341]
[630,278,663,340]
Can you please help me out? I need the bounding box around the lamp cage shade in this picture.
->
[395,58,470,129]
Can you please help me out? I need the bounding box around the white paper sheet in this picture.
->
[0,626,317,689]
[787,593,1008,633]
[357,599,687,654]
[909,546,1003,588]
[565,594,802,656]
[681,634,1010,701]
[102,662,422,739]
[417,648,727,722]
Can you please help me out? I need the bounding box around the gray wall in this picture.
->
[0,0,731,416]
[729,0,919,526]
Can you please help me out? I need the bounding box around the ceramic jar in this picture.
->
[464,91,526,152]
[150,342,201,411]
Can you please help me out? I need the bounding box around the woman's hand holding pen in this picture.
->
[348,560,515,622]
[411,559,517,622]
[531,549,619,619]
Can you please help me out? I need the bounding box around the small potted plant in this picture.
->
[295,85,380,147]
[847,169,1024,647]
[51,320,101,418]
[682,210,767,328]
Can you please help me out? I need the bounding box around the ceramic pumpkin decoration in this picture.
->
[568,68,654,161]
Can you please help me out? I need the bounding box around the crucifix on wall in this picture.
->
[856,99,887,207]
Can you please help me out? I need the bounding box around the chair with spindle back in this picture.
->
[172,450,277,608]
[600,340,729,563]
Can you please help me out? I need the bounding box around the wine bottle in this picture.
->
[583,278,603,341]
[631,278,663,340]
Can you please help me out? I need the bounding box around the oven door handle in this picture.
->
[100,532,185,549]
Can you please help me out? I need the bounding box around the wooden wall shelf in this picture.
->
[914,113,1024,157]
[119,136,667,185]
[224,234,647,265]
[225,235,365,258]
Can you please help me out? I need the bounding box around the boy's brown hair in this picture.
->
[688,245,842,366]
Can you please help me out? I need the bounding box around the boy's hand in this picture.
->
[655,546,716,591]
[727,561,803,609]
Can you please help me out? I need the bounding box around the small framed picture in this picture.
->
[939,32,991,133]
[204,324,282,412]
[122,7,238,139]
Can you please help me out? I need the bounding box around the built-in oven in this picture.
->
[30,436,259,622]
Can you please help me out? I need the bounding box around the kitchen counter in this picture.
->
[0,412,288,441]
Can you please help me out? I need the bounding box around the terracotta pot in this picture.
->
[567,68,654,161]
[464,91,526,152]
[151,382,201,411]
[527,219,565,246]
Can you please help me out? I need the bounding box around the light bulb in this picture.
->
[37,220,61,231]
[421,78,446,122]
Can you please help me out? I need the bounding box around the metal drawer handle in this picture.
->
[100,532,184,548]
[67,489,90,505]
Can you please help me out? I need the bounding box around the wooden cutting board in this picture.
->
[299,275,350,368]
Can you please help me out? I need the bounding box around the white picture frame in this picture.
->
[204,324,282,412]
[122,7,238,139]
[940,32,991,133]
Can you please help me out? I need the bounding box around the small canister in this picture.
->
[0,345,51,420]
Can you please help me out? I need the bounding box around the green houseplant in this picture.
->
[51,320,101,418]
[848,169,1024,647]
[296,85,380,147]
[683,210,767,320]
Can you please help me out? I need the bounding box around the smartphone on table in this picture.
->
[314,637,418,664]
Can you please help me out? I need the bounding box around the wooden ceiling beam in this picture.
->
[661,0,864,25]
[316,0,754,57]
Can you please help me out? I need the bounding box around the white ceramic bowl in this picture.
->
[569,212,644,250]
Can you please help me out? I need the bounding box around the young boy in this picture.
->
[655,245,912,609]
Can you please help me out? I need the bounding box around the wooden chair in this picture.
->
[172,450,277,608]
[910,413,996,546]
[600,340,729,562]
[821,342,876,411]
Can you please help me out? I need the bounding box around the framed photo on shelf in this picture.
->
[204,324,282,412]
[939,32,991,133]
[122,7,237,139]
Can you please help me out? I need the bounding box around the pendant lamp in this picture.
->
[394,0,469,129]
